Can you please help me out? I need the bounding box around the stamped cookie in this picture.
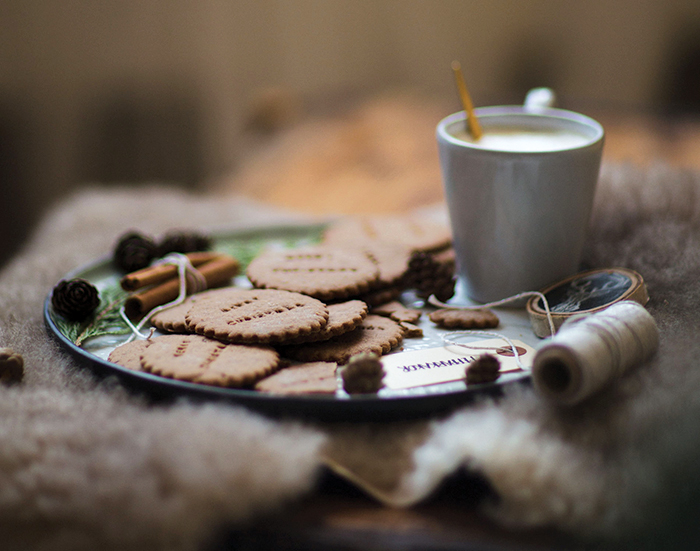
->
[281,314,404,365]
[108,338,152,371]
[283,300,368,344]
[323,215,452,253]
[246,245,379,301]
[185,288,329,344]
[150,288,233,333]
[428,308,499,329]
[141,334,279,387]
[255,362,338,394]
[357,243,411,288]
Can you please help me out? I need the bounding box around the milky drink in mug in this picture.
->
[436,106,604,303]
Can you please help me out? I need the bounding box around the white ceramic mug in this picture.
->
[436,97,604,303]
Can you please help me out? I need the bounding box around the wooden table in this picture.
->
[211,471,584,551]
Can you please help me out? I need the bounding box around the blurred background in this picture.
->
[2,0,700,265]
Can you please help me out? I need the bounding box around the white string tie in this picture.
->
[121,253,207,342]
[442,330,527,370]
[428,291,555,337]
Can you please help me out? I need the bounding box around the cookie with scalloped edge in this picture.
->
[357,242,412,288]
[280,314,404,365]
[141,333,280,387]
[107,338,151,371]
[185,288,329,344]
[323,214,452,253]
[246,245,379,302]
[429,308,499,329]
[255,361,338,394]
[150,287,234,333]
[282,300,368,345]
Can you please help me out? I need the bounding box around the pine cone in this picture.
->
[51,278,100,322]
[114,231,157,272]
[0,347,24,385]
[158,231,211,256]
[342,352,385,394]
[465,354,501,385]
[406,249,456,301]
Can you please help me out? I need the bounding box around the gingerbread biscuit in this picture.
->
[356,285,403,307]
[428,308,499,329]
[150,288,233,333]
[357,243,411,288]
[282,300,368,344]
[323,215,452,253]
[399,321,423,338]
[185,288,329,344]
[246,245,379,301]
[281,314,404,365]
[372,300,422,324]
[108,339,152,371]
[141,334,279,387]
[255,362,338,394]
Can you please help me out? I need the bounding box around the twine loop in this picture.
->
[430,290,556,372]
[121,253,207,342]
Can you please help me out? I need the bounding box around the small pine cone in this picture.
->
[466,354,501,385]
[158,231,211,256]
[342,352,385,394]
[51,278,100,322]
[114,231,157,272]
[0,347,24,385]
[406,250,456,301]
[419,277,456,303]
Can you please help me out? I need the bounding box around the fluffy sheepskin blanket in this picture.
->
[1,163,700,550]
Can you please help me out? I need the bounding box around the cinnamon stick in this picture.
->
[120,251,221,291]
[124,254,240,319]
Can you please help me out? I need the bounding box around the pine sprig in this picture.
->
[54,284,131,347]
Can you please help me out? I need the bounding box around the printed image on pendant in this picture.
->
[538,271,633,313]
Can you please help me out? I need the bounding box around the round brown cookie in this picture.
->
[283,300,368,344]
[255,362,338,394]
[185,288,329,344]
[356,243,411,288]
[150,288,234,333]
[281,314,404,365]
[108,339,152,371]
[356,285,403,307]
[141,334,279,387]
[246,245,380,302]
[428,308,499,329]
[323,215,452,253]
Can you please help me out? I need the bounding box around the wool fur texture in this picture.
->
[1,162,700,550]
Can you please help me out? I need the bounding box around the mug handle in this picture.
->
[524,87,557,110]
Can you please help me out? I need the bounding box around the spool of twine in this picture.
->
[532,301,659,405]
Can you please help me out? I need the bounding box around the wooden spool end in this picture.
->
[526,268,649,338]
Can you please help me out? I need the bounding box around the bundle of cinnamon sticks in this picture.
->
[121,252,239,319]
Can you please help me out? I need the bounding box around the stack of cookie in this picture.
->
[108,215,463,394]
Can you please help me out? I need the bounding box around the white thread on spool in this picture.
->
[532,301,659,405]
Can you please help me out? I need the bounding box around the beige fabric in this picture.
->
[2,164,700,549]
[0,187,325,551]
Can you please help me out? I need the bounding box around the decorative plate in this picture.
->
[44,224,538,422]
